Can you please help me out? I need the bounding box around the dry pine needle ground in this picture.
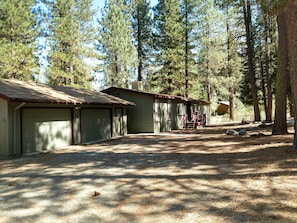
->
[0,123,297,223]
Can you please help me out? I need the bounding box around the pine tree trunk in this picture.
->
[229,87,234,121]
[137,12,143,82]
[260,56,267,117]
[286,0,297,148]
[272,11,288,135]
[265,15,273,122]
[242,0,261,122]
[185,6,189,97]
[226,13,234,121]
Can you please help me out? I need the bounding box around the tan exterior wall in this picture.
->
[171,102,187,130]
[155,99,172,132]
[191,104,209,125]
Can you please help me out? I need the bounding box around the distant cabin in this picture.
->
[216,101,230,115]
[102,86,209,133]
[0,79,134,156]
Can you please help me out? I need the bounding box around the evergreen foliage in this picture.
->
[241,0,261,121]
[181,0,199,98]
[131,0,153,82]
[0,0,289,127]
[45,0,97,88]
[151,0,185,95]
[254,6,277,121]
[196,0,226,109]
[220,0,244,120]
[0,0,40,81]
[98,0,137,88]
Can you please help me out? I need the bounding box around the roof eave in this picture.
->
[5,98,135,107]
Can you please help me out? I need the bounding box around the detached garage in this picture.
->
[0,79,134,156]
[21,108,73,154]
[80,108,111,143]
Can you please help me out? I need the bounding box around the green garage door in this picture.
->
[81,108,111,143]
[22,108,72,154]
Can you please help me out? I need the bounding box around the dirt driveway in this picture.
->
[1,124,297,223]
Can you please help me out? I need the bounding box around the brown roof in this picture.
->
[0,79,135,106]
[103,87,176,99]
[102,87,209,105]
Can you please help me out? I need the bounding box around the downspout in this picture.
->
[14,102,26,155]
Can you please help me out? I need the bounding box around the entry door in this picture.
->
[22,108,72,154]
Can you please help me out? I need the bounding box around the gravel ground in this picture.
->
[1,124,297,223]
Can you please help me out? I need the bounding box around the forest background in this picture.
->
[0,0,296,143]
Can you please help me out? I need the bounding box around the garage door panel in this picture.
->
[22,108,72,154]
[81,109,111,143]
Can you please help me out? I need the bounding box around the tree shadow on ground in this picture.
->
[0,125,297,222]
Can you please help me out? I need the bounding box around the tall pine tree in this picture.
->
[131,0,153,83]
[46,0,97,88]
[0,0,40,81]
[98,0,137,88]
[255,7,277,122]
[196,0,226,112]
[151,0,185,95]
[181,0,199,98]
[241,0,261,121]
[217,0,244,120]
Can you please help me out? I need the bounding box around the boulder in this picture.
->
[250,132,265,137]
[235,128,247,136]
[226,129,239,136]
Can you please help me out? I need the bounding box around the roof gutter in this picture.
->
[14,102,26,155]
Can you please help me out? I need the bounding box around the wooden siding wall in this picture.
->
[160,100,171,132]
[172,102,188,130]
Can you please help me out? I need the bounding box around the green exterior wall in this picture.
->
[21,108,72,154]
[106,89,154,133]
[103,88,209,133]
[0,99,9,156]
[0,101,129,156]
[81,108,111,143]
[127,93,154,133]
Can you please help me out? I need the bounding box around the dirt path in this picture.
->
[1,124,297,223]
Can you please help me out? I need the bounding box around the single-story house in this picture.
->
[102,86,209,133]
[0,79,134,156]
